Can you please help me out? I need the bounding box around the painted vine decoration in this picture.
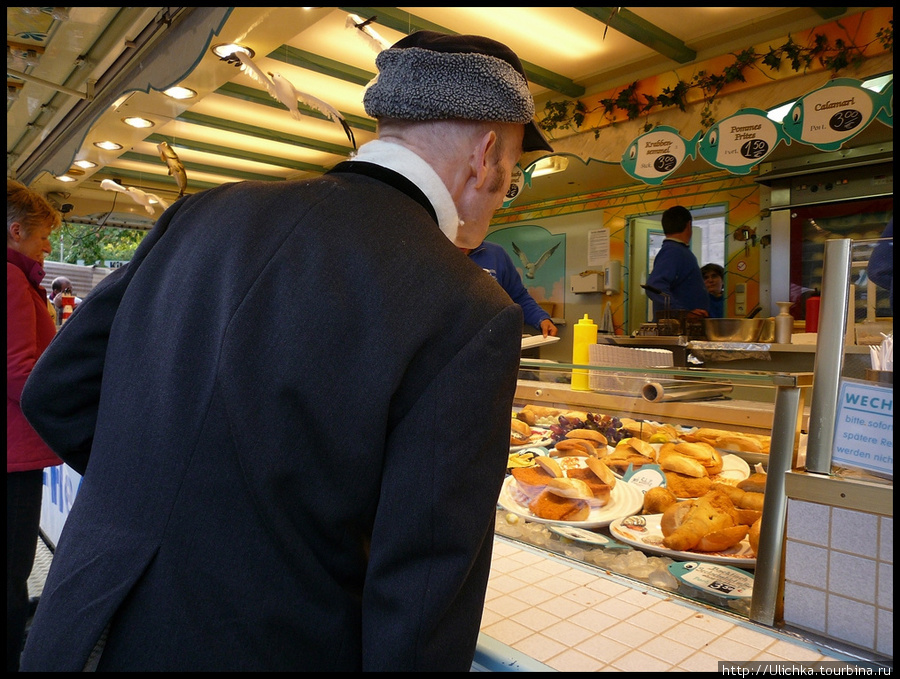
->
[539,21,894,138]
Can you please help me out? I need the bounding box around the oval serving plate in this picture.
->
[497,475,643,529]
[608,513,756,567]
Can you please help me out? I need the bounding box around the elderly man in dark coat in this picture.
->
[19,31,552,672]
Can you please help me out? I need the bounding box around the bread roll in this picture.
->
[510,418,532,445]
[546,477,593,499]
[535,456,563,478]
[552,439,596,457]
[566,428,608,446]
[562,468,611,505]
[585,457,617,489]
[716,434,762,454]
[659,451,707,478]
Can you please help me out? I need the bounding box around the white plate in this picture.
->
[521,335,561,350]
[548,525,629,548]
[710,454,751,484]
[497,475,643,529]
[608,514,756,567]
[509,427,554,452]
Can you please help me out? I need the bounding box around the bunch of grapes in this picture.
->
[547,412,626,445]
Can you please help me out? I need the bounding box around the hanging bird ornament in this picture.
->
[156,141,188,198]
[345,13,390,53]
[512,242,560,279]
[100,179,169,215]
[231,51,356,150]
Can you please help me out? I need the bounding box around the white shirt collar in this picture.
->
[352,140,461,243]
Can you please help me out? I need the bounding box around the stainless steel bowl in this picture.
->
[703,318,765,342]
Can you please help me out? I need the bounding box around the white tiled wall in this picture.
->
[783,498,893,658]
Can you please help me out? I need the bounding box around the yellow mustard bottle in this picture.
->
[571,313,597,391]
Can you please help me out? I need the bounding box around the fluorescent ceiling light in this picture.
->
[530,156,569,178]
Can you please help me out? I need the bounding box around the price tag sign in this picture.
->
[622,463,665,492]
[668,561,754,599]
[831,378,893,478]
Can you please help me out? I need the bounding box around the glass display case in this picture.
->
[498,359,814,626]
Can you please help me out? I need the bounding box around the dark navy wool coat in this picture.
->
[20,168,523,671]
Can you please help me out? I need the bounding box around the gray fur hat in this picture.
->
[364,30,553,153]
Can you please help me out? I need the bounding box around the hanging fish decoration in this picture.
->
[875,78,892,128]
[620,125,702,185]
[233,51,356,150]
[780,78,891,152]
[345,13,390,53]
[157,141,187,198]
[697,108,791,174]
[100,179,169,215]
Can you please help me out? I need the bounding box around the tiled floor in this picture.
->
[481,536,870,672]
[26,535,882,672]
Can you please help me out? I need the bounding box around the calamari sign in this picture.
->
[780,78,892,152]
[621,126,702,185]
[697,108,790,174]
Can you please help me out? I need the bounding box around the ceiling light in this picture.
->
[529,156,569,178]
[212,43,255,59]
[122,116,154,128]
[94,141,123,151]
[163,86,197,100]
[73,159,97,169]
[55,175,77,182]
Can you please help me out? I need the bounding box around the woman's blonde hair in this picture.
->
[7,179,62,240]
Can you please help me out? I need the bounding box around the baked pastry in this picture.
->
[661,489,743,552]
[642,486,678,515]
[664,471,712,498]
[737,472,767,494]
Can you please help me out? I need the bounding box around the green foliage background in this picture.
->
[49,221,146,265]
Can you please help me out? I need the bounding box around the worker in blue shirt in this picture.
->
[701,263,725,318]
[464,240,558,338]
[646,205,709,321]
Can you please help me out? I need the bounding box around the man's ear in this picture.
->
[470,129,498,190]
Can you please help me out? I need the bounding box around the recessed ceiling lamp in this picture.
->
[55,174,76,182]
[211,43,255,59]
[73,159,97,169]
[529,156,569,178]
[94,141,123,150]
[122,116,154,128]
[163,85,197,100]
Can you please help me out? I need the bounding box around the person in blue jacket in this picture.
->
[464,240,558,337]
[867,217,892,315]
[701,263,725,318]
[646,205,709,322]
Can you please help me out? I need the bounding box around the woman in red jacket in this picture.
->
[7,179,62,671]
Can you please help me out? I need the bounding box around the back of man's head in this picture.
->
[51,277,72,294]
[661,205,692,236]
[363,30,552,154]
